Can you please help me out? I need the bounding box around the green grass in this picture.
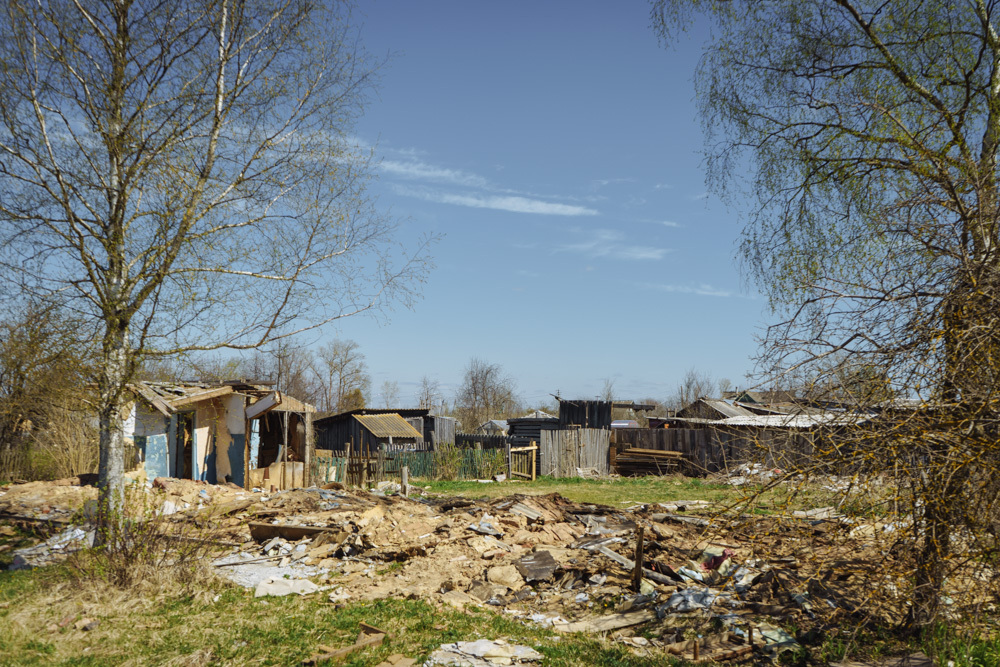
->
[419,475,736,508]
[417,474,852,517]
[0,565,681,666]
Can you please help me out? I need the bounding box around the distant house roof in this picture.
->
[675,412,869,428]
[508,411,559,426]
[676,398,755,420]
[519,410,556,420]
[354,414,422,439]
[727,390,801,404]
[477,419,509,433]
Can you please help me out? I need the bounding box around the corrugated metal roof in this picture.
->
[355,413,422,439]
[677,413,869,428]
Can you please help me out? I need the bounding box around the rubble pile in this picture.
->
[0,474,934,663]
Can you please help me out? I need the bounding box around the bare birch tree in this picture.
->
[454,358,520,431]
[314,339,371,414]
[0,0,429,533]
[417,375,442,411]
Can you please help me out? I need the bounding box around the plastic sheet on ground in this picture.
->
[659,586,717,613]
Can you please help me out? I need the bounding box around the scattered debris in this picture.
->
[9,525,94,570]
[0,470,940,664]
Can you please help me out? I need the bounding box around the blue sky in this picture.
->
[327,0,770,408]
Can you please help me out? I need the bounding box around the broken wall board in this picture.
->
[247,391,281,420]
[248,522,330,542]
[168,385,234,409]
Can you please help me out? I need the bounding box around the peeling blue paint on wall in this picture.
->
[143,434,170,479]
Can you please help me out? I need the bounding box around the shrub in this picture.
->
[68,484,225,592]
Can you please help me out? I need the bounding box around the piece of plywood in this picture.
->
[552,609,656,633]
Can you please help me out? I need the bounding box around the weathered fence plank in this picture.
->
[539,429,610,477]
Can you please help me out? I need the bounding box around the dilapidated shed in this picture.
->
[126,381,316,488]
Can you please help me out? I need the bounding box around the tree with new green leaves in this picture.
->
[0,0,430,538]
[655,0,1000,632]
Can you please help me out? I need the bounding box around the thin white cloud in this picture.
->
[654,183,673,190]
[394,185,599,216]
[693,192,710,201]
[591,177,635,189]
[381,159,489,188]
[658,220,682,228]
[560,229,668,261]
[643,282,733,297]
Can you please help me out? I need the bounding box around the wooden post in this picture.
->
[401,466,409,497]
[693,639,699,661]
[505,440,512,479]
[632,526,645,592]
[531,443,537,481]
[304,412,314,488]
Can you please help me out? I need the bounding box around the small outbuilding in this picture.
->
[314,408,442,454]
[126,381,316,488]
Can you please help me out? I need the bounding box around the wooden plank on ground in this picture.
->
[248,522,330,542]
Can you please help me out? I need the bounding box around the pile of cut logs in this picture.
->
[611,447,684,476]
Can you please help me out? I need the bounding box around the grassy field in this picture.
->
[419,475,735,506]
[418,474,846,516]
[0,565,675,667]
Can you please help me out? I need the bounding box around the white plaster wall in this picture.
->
[194,403,215,480]
[123,404,137,439]
[131,404,167,437]
[224,394,246,435]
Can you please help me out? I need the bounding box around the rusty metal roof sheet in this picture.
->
[354,413,422,439]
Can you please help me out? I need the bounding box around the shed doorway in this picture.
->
[175,412,195,479]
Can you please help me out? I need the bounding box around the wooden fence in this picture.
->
[509,444,537,480]
[609,427,820,473]
[539,428,610,478]
[455,433,508,449]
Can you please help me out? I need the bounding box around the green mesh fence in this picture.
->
[310,447,505,486]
